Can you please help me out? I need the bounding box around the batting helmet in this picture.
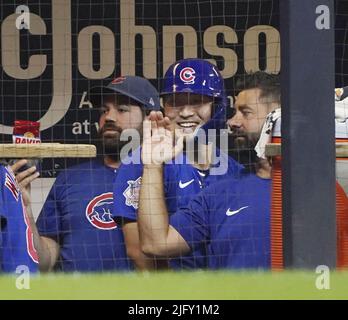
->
[161,58,230,133]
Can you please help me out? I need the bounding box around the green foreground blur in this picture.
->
[0,271,347,300]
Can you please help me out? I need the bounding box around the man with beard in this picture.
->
[227,72,280,172]
[32,76,160,272]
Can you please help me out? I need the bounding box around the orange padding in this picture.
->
[271,137,282,143]
[336,182,348,269]
[271,157,283,270]
[271,158,348,270]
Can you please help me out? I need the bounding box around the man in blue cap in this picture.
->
[113,59,244,270]
[26,76,161,272]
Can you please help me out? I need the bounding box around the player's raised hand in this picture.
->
[142,111,184,165]
[10,159,40,207]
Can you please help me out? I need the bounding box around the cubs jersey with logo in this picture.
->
[113,147,244,269]
[36,160,132,272]
[0,165,38,273]
[170,174,271,269]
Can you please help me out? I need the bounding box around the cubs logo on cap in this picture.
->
[111,76,126,85]
[85,192,117,230]
[179,67,196,84]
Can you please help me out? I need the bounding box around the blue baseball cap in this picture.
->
[89,76,161,111]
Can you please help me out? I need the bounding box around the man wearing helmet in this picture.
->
[137,75,348,270]
[23,76,161,272]
[161,59,228,140]
[113,59,244,270]
[138,108,272,269]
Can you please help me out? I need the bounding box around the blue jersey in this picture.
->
[113,147,244,269]
[36,160,132,272]
[0,166,38,273]
[170,174,271,269]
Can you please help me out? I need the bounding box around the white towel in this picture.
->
[254,87,347,159]
[254,108,281,159]
[335,99,348,123]
[335,87,348,122]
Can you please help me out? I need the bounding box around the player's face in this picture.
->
[163,93,212,139]
[98,95,143,153]
[227,88,274,149]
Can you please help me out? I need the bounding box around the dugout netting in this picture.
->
[0,0,347,273]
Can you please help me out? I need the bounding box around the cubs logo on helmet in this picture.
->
[162,58,225,98]
[85,192,117,230]
[161,58,230,133]
[179,67,196,84]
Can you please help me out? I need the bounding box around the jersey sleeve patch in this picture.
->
[123,177,142,209]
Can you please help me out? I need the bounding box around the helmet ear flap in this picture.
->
[226,97,236,119]
[211,99,225,121]
[204,99,227,133]
[226,107,236,119]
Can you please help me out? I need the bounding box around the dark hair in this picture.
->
[234,71,281,104]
